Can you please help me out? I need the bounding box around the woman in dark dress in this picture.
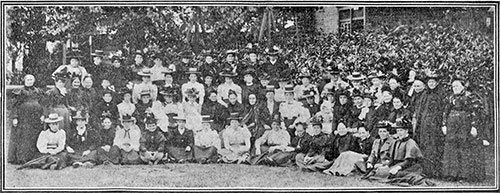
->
[416,73,446,178]
[241,93,271,153]
[96,116,119,165]
[387,95,412,135]
[8,74,45,164]
[165,115,195,163]
[201,91,229,133]
[66,111,101,168]
[67,77,86,112]
[441,79,488,182]
[42,72,72,132]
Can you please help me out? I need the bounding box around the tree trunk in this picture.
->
[258,9,268,42]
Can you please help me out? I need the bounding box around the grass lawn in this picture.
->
[2,106,497,189]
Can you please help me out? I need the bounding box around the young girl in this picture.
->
[110,114,142,165]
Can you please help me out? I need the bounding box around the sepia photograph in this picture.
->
[1,1,498,191]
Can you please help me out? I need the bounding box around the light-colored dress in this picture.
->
[219,126,251,163]
[194,129,221,162]
[132,82,158,104]
[151,101,182,132]
[181,81,205,104]
[182,101,202,132]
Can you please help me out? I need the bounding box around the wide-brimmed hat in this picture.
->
[159,87,177,96]
[265,85,276,93]
[44,113,64,123]
[118,87,132,95]
[121,114,136,122]
[322,88,335,95]
[139,90,151,97]
[351,89,363,98]
[227,112,242,121]
[161,68,174,75]
[337,89,350,97]
[134,50,145,56]
[219,68,238,77]
[392,119,411,130]
[179,50,194,58]
[325,66,341,74]
[374,121,391,129]
[144,113,157,124]
[201,115,213,123]
[309,117,322,127]
[242,68,256,77]
[137,68,153,76]
[266,47,280,56]
[347,72,366,81]
[185,67,201,74]
[72,110,88,120]
[111,56,124,63]
[225,49,238,56]
[202,50,218,57]
[91,50,104,57]
[284,85,295,93]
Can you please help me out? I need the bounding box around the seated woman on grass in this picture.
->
[139,114,166,165]
[295,118,333,172]
[19,114,68,170]
[66,110,101,168]
[248,117,292,166]
[110,114,142,165]
[193,115,221,164]
[219,113,251,164]
[165,115,195,163]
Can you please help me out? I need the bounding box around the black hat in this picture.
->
[265,85,276,93]
[144,113,157,124]
[351,89,363,98]
[159,87,177,96]
[325,66,341,74]
[270,116,281,124]
[374,121,391,129]
[121,114,136,122]
[119,87,132,95]
[259,72,271,80]
[266,47,280,56]
[381,85,392,93]
[284,85,295,93]
[242,68,256,77]
[392,119,411,130]
[52,67,72,80]
[424,70,442,81]
[111,56,124,63]
[139,90,151,97]
[338,89,350,97]
[151,52,164,60]
[298,72,312,79]
[72,110,88,120]
[303,89,316,98]
[185,88,200,97]
[310,117,322,127]
[219,68,238,77]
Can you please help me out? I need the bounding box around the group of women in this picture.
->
[8,48,491,185]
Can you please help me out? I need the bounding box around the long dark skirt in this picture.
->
[442,111,486,182]
[248,151,296,167]
[8,101,44,164]
[295,153,333,172]
[17,152,68,170]
[194,146,218,162]
[364,164,435,186]
[67,150,98,164]
[167,146,194,161]
[96,146,121,164]
[418,115,445,178]
[108,145,142,165]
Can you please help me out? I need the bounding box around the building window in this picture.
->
[339,7,365,34]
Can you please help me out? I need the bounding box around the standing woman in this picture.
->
[441,78,489,182]
[181,68,205,105]
[182,88,203,133]
[42,72,72,132]
[8,74,45,164]
[81,75,98,112]
[417,72,446,178]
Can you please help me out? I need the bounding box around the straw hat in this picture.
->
[44,113,63,123]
